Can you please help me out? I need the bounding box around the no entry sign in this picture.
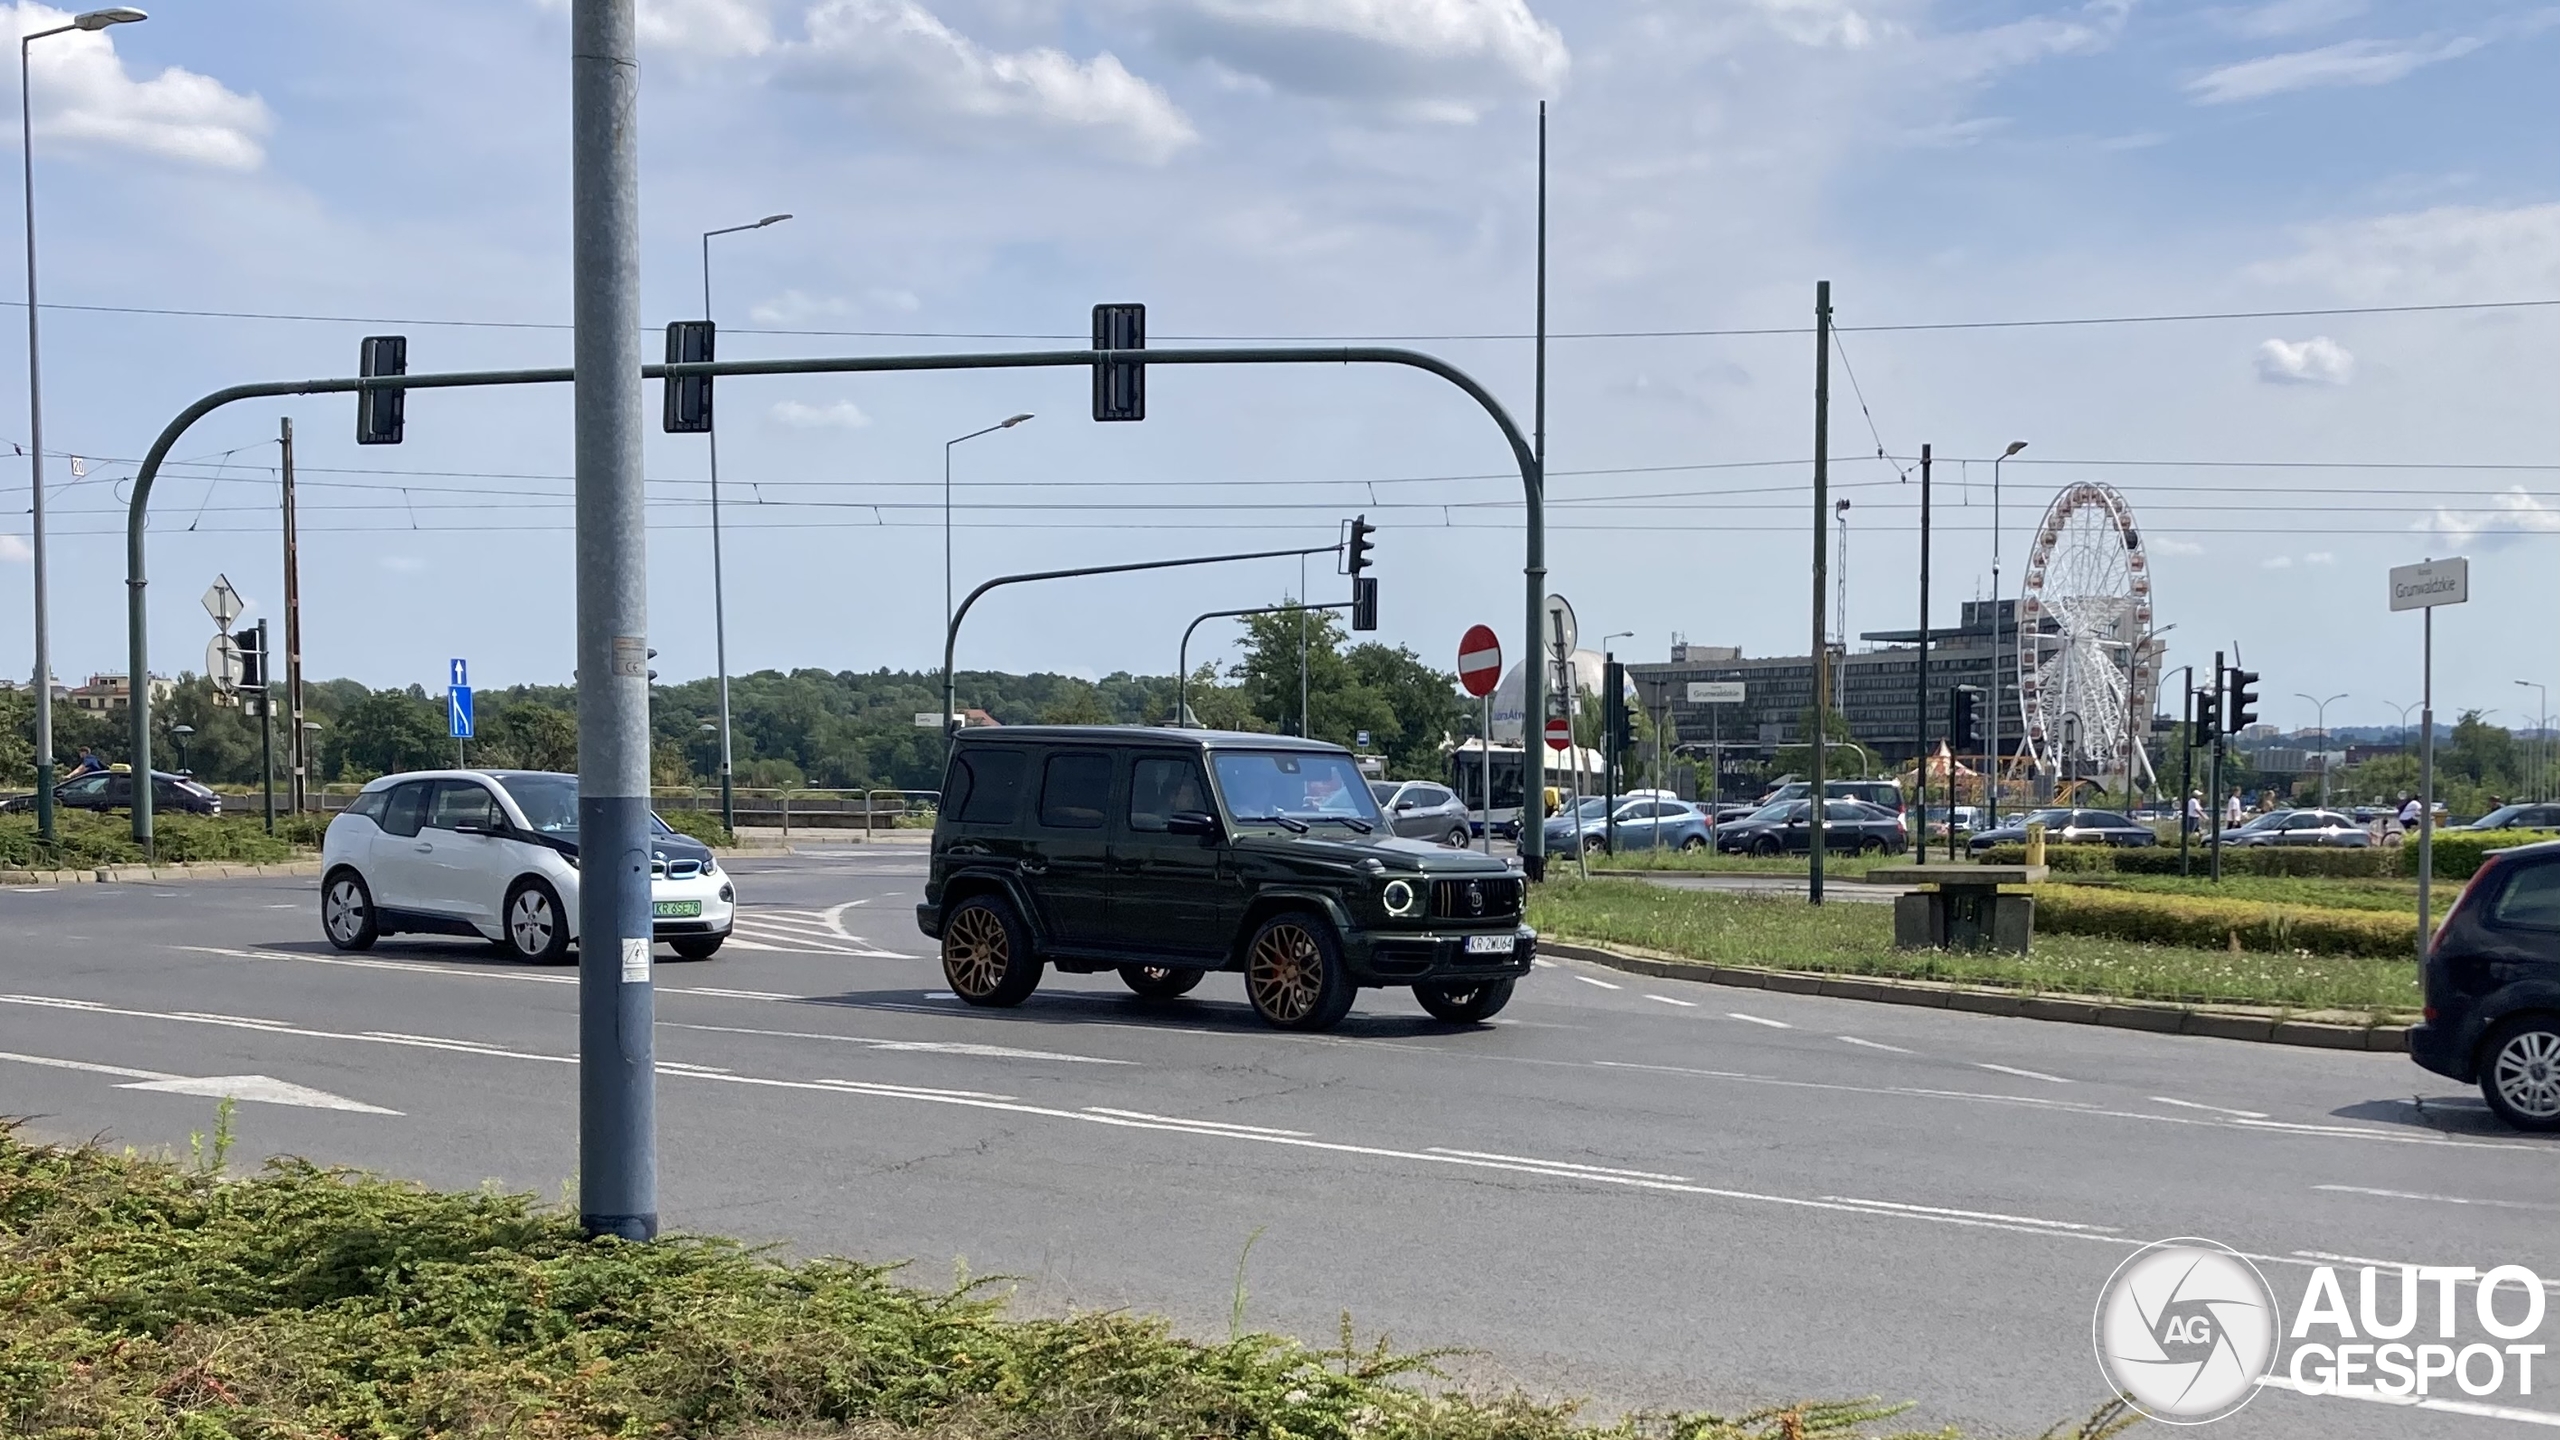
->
[1457,625,1502,698]
[1545,715,1571,751]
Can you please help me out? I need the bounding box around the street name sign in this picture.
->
[1687,681,1746,704]
[2389,558,2468,612]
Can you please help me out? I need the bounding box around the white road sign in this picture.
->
[206,633,245,691]
[1687,681,1746,704]
[201,574,245,631]
[1543,593,1577,661]
[2389,557,2468,612]
[914,711,953,728]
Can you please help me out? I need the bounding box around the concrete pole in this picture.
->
[570,0,656,1243]
[22,32,54,841]
[1808,280,1830,903]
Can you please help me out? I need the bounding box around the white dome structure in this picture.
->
[1488,648,1632,744]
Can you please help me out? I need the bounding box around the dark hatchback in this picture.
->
[1714,799,1907,856]
[917,727,1534,1031]
[0,767,221,816]
[1966,807,2157,852]
[2411,838,2560,1130]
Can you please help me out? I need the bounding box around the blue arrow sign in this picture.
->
[450,657,468,688]
[448,685,474,740]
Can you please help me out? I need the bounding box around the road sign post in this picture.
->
[1459,625,1501,854]
[2393,557,2469,959]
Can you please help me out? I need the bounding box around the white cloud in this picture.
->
[380,555,425,574]
[2261,554,2294,569]
[2216,0,2367,41]
[769,398,872,428]
[2250,203,2560,304]
[0,532,29,562]
[1748,0,1880,50]
[2151,537,2207,556]
[1148,0,1567,117]
[639,0,776,55]
[2255,335,2355,385]
[748,286,923,325]
[2419,486,2560,548]
[2305,551,2336,565]
[2187,35,2482,105]
[786,0,1197,164]
[10,3,272,169]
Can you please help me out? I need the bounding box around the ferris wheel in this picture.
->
[2017,482,2158,789]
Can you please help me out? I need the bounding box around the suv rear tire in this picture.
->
[1443,825,1470,848]
[1119,964,1202,998]
[2480,1015,2560,1132]
[503,878,573,965]
[322,870,378,952]
[1415,977,1514,1024]
[943,895,1041,1007]
[1243,912,1355,1031]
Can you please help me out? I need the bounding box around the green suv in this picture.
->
[916,727,1535,1031]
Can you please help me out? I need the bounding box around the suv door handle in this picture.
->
[414,842,434,853]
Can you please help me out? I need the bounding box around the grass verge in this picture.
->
[2045,873,2441,916]
[0,812,306,870]
[1528,878,2420,1018]
[0,1124,2132,1440]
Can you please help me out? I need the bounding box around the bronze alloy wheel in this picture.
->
[943,904,1011,999]
[1244,916,1352,1030]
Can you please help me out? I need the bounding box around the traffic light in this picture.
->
[1950,686,1979,750]
[357,335,406,445]
[2227,668,2260,733]
[663,320,715,434]
[2192,687,2220,745]
[1350,576,1378,632]
[1346,515,1375,577]
[238,622,267,692]
[1091,303,1145,421]
[1603,661,1636,754]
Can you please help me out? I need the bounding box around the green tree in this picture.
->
[479,696,578,772]
[323,687,447,781]
[1039,679,1112,725]
[1344,641,1461,777]
[1229,604,1394,753]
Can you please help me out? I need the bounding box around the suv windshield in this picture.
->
[494,772,674,837]
[1211,751,1385,830]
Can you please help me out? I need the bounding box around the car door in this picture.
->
[417,779,509,925]
[366,780,436,910]
[1026,749,1116,949]
[1380,783,1428,839]
[1410,785,1463,840]
[55,774,112,811]
[1111,752,1231,960]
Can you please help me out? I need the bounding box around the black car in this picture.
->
[0,767,221,816]
[2410,839,2560,1130]
[1758,779,1905,814]
[1715,799,1907,857]
[917,727,1534,1031]
[2461,803,2560,833]
[1967,807,2156,853]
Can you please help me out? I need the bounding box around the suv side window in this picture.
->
[949,748,1029,825]
[1412,785,1453,808]
[379,780,431,839]
[2493,861,2560,930]
[428,780,500,831]
[1038,752,1112,830]
[1127,756,1209,832]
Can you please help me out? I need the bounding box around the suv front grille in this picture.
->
[1433,876,1522,921]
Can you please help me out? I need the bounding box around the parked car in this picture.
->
[2410,838,2560,1130]
[1367,779,1476,846]
[2460,803,2560,833]
[1542,797,1712,855]
[1967,808,2158,853]
[1758,779,1905,814]
[0,765,221,816]
[1716,799,1907,857]
[319,769,734,962]
[2215,808,2371,848]
[918,727,1532,1031]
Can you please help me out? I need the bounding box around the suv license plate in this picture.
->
[654,900,702,919]
[1463,934,1515,955]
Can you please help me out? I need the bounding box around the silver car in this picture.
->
[2218,808,2372,848]
[1369,779,1475,846]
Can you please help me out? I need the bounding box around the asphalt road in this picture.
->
[5,852,2556,1438]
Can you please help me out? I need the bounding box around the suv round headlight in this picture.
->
[1382,878,1422,917]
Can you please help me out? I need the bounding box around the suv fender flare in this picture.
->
[936,868,1050,951]
[1230,889,1356,968]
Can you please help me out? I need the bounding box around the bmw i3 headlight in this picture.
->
[1382,878,1423,917]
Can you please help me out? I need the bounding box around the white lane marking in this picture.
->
[1,887,58,893]
[819,1079,1014,1102]
[669,1019,1133,1065]
[1531,957,1555,968]
[1817,1196,2119,1232]
[1571,974,1622,990]
[118,1074,401,1114]
[1836,1036,1911,1053]
[672,986,799,1001]
[0,1048,172,1080]
[2152,1095,2268,1119]
[2313,1184,2560,1214]
[2235,1118,2402,1138]
[2294,1251,2560,1294]
[1976,1062,2072,1084]
[1643,994,1698,1008]
[654,1061,734,1075]
[264,904,299,909]
[2258,1371,2560,1427]
[924,991,958,1000]
[1727,1012,1791,1029]
[1429,1147,1691,1182]
[1086,1107,1310,1137]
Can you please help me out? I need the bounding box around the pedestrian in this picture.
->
[2398,792,2422,830]
[2184,790,2203,834]
[65,746,103,778]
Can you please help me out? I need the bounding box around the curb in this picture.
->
[0,859,322,886]
[1537,939,2412,1053]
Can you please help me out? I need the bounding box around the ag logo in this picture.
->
[2093,1239,2280,1424]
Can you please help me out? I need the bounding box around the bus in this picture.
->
[1446,737,1606,839]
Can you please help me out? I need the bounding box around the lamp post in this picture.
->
[2296,691,2347,806]
[167,722,191,775]
[1987,439,2025,827]
[941,413,1033,749]
[699,211,789,837]
[2517,680,2549,803]
[21,6,144,842]
[1601,630,1631,851]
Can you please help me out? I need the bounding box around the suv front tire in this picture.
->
[1415,977,1514,1024]
[322,869,378,952]
[1243,911,1355,1031]
[943,894,1042,1006]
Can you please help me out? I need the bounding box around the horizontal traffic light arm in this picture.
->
[117,344,1547,862]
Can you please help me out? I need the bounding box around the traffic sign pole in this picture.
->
[1458,625,1501,855]
[2394,557,2470,959]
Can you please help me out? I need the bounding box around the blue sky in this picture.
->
[0,0,2553,737]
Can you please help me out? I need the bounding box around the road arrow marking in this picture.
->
[0,1048,398,1114]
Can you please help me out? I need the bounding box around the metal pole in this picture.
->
[2419,610,2436,959]
[1297,555,1308,737]
[281,417,305,813]
[1565,659,1587,879]
[1181,601,1349,727]
[2179,667,2193,877]
[702,232,736,839]
[1808,280,1830,903]
[1917,443,1931,866]
[257,619,274,834]
[571,0,655,1243]
[1526,98,1549,883]
[1989,455,2004,830]
[1482,695,1494,855]
[22,31,55,842]
[2209,652,2225,884]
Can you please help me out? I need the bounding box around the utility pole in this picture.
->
[2178,666,2194,877]
[1527,97,1549,882]
[280,417,306,813]
[1808,280,1831,903]
[1916,444,1931,864]
[571,0,656,1244]
[2209,653,2225,884]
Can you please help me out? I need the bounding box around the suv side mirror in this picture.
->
[1166,810,1220,838]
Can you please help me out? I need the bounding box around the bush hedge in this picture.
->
[655,806,734,848]
[2031,885,2413,958]
[1978,843,2395,878]
[2414,829,2551,880]
[0,813,303,870]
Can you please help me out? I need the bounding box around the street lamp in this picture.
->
[1987,439,2026,827]
[2296,691,2346,806]
[1600,630,1634,851]
[2517,680,2548,803]
[167,722,192,775]
[21,6,145,843]
[699,210,790,838]
[942,413,1034,748]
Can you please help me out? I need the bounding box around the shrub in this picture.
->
[1985,843,2395,879]
[1977,843,2116,872]
[2033,885,2414,958]
[0,813,301,869]
[656,805,734,848]
[2408,829,2551,880]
